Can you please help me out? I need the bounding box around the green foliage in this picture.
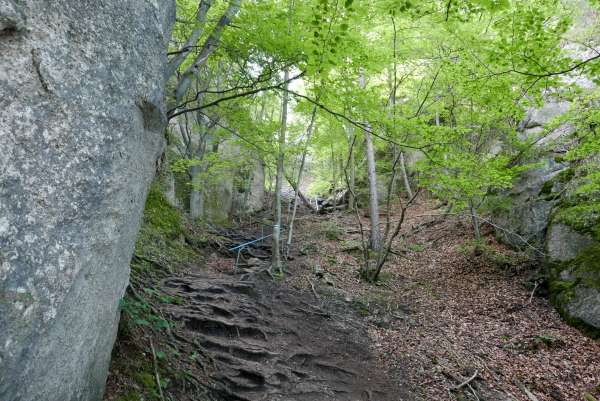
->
[549,243,600,338]
[166,0,599,284]
[119,297,172,331]
[548,90,600,240]
[143,184,183,239]
[458,239,528,267]
[555,203,600,240]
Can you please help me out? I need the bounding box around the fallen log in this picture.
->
[285,175,318,212]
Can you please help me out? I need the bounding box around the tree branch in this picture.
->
[174,0,242,102]
[167,0,214,78]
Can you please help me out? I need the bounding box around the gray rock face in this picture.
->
[493,157,567,249]
[246,160,266,214]
[0,1,174,400]
[492,1,600,334]
[565,286,600,330]
[546,223,594,263]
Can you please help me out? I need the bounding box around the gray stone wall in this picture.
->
[0,1,174,400]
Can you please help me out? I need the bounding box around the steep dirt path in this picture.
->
[161,270,408,401]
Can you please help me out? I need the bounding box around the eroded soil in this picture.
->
[161,271,408,401]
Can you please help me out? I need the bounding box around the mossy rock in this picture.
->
[116,392,143,401]
[548,244,600,337]
[553,202,600,241]
[143,184,183,239]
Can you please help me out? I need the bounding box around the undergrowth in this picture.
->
[106,184,211,401]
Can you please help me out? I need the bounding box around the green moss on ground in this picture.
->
[539,179,554,196]
[320,220,343,240]
[108,183,209,401]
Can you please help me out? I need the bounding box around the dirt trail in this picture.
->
[161,269,408,401]
[105,198,599,401]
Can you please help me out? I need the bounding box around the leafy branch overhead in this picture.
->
[164,0,600,273]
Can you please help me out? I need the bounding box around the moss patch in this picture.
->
[143,184,183,239]
[548,243,600,338]
[554,203,600,241]
[108,182,209,401]
[539,180,554,196]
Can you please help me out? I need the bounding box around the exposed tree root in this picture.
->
[161,272,405,401]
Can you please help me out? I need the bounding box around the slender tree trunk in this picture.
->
[174,0,242,103]
[346,123,356,211]
[286,106,318,255]
[190,125,209,219]
[389,18,413,201]
[360,71,381,251]
[272,68,289,274]
[166,0,214,79]
[399,152,413,199]
[190,165,203,219]
[365,124,381,251]
[331,145,337,209]
[469,199,482,253]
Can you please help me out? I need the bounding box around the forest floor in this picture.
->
[105,196,600,401]
[280,198,600,401]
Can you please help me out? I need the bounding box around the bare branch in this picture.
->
[167,0,214,78]
[174,0,242,102]
[167,71,305,119]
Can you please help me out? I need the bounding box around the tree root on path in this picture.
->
[159,272,405,401]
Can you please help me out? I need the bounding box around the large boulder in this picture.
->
[546,223,595,262]
[548,239,600,335]
[493,156,568,249]
[492,1,600,334]
[0,1,174,400]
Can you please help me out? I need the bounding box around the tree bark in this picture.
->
[345,123,356,211]
[360,72,381,251]
[469,200,482,253]
[365,125,381,251]
[284,175,317,212]
[166,0,214,79]
[272,68,289,274]
[286,105,318,255]
[399,151,413,198]
[190,124,209,219]
[389,17,413,200]
[174,0,242,103]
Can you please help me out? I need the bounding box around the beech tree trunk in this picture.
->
[364,124,381,251]
[389,18,413,200]
[272,68,289,273]
[190,124,210,219]
[286,106,318,255]
[360,72,381,251]
[399,152,413,199]
[174,0,242,103]
[469,199,482,254]
[346,123,356,210]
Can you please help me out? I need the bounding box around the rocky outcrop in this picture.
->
[548,239,600,335]
[495,107,600,334]
[244,159,266,214]
[493,156,568,249]
[492,2,600,334]
[0,1,174,400]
